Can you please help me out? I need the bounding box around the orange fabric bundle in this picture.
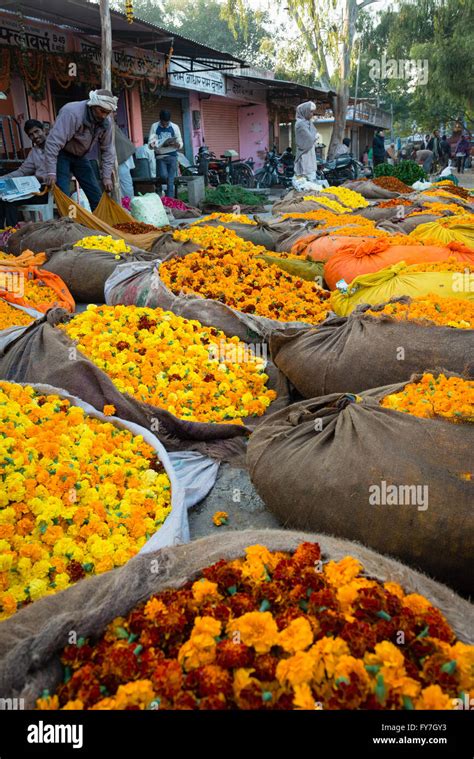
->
[0,266,75,313]
[323,238,474,290]
[290,234,380,262]
[0,249,47,267]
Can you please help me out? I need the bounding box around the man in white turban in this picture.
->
[43,89,118,210]
[294,101,319,180]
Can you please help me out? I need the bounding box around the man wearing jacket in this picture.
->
[148,110,183,197]
[43,89,118,210]
[372,128,387,167]
[0,119,48,226]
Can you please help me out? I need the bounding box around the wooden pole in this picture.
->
[99,0,121,203]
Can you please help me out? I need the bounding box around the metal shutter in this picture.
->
[201,100,240,158]
[141,97,184,140]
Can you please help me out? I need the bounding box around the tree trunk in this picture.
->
[326,0,357,161]
[100,0,121,204]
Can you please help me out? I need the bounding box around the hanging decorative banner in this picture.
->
[169,62,225,95]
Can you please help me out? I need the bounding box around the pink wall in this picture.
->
[189,90,204,157]
[238,103,269,169]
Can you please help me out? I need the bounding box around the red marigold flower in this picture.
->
[315,610,346,638]
[66,560,86,582]
[237,683,268,710]
[102,645,140,680]
[173,691,199,710]
[423,609,456,644]
[421,654,460,694]
[292,542,321,568]
[194,665,233,698]
[253,653,278,681]
[273,558,297,582]
[340,619,376,658]
[202,560,243,589]
[228,592,256,617]
[151,659,183,698]
[199,602,232,624]
[273,692,295,710]
[274,607,304,631]
[215,640,254,669]
[327,673,368,710]
[198,694,229,710]
[308,588,339,613]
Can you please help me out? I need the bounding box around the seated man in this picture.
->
[43,89,118,210]
[0,119,48,227]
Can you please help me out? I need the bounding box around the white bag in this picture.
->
[130,193,169,227]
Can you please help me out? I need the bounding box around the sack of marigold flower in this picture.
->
[0,298,42,332]
[0,266,75,313]
[377,214,443,235]
[355,205,415,222]
[271,190,327,216]
[0,528,472,709]
[248,373,474,595]
[341,179,400,200]
[187,215,318,253]
[0,306,284,461]
[323,238,474,290]
[104,255,331,344]
[269,297,474,398]
[330,260,474,316]
[6,218,107,256]
[0,380,188,623]
[42,234,160,303]
[409,216,474,249]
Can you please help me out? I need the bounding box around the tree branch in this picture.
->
[357,0,380,9]
[286,0,331,88]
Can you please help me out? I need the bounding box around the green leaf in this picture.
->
[259,599,271,612]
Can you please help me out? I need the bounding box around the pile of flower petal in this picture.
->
[173,225,266,256]
[407,203,470,217]
[35,541,473,710]
[366,295,474,329]
[406,257,472,273]
[191,213,257,226]
[73,235,132,255]
[0,299,34,329]
[160,245,330,324]
[0,382,172,619]
[281,210,376,227]
[319,186,369,209]
[59,305,276,423]
[381,373,474,422]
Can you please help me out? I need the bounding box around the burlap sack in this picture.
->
[342,180,400,200]
[169,206,202,219]
[189,217,318,252]
[7,218,108,255]
[42,245,159,302]
[271,190,322,216]
[377,214,442,235]
[269,302,474,397]
[104,260,324,344]
[150,232,201,261]
[0,528,471,706]
[0,309,252,461]
[356,206,413,222]
[248,376,473,595]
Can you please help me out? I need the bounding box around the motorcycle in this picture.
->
[183,145,256,188]
[255,146,295,189]
[316,153,371,185]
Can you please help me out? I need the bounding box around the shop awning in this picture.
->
[0,0,245,69]
[228,72,335,105]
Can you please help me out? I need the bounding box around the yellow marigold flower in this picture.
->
[333,655,371,691]
[178,618,221,672]
[293,683,316,710]
[36,695,60,710]
[0,299,34,329]
[74,235,131,254]
[381,374,474,422]
[192,578,221,603]
[324,556,363,587]
[365,641,405,672]
[276,650,316,687]
[337,578,376,612]
[311,637,351,684]
[212,511,228,527]
[227,611,279,653]
[278,617,314,654]
[62,700,84,710]
[384,581,406,599]
[449,642,474,692]
[144,597,168,620]
[402,593,434,615]
[415,685,454,710]
[233,668,259,698]
[102,404,116,416]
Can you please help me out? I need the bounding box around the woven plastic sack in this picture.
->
[324,238,474,290]
[331,261,474,316]
[409,217,474,249]
[291,234,380,262]
[130,193,169,228]
[0,266,75,313]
